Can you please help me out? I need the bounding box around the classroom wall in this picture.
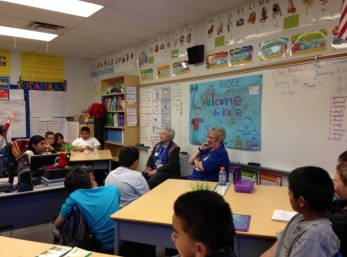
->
[93,2,346,173]
[9,50,95,116]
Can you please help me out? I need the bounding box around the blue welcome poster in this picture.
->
[189,74,262,150]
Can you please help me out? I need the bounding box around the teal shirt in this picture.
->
[60,185,121,250]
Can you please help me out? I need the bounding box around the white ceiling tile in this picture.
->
[51,36,122,50]
[92,7,181,32]
[44,42,109,55]
[35,46,100,60]
[76,19,158,39]
[62,29,138,46]
[0,35,47,46]
[165,0,244,12]
[0,41,40,52]
[110,0,208,23]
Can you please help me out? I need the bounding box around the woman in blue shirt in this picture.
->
[188,127,229,181]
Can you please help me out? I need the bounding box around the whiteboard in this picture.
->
[0,101,26,138]
[140,58,347,177]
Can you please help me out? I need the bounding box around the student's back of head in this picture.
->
[173,190,235,252]
[65,168,92,193]
[288,166,334,212]
[119,146,139,167]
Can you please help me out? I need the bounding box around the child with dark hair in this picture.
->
[55,168,121,253]
[172,190,236,257]
[105,146,149,208]
[261,166,340,257]
[27,135,47,155]
[72,126,101,152]
[53,132,65,152]
[45,131,56,152]
[328,162,347,256]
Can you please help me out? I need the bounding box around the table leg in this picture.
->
[114,221,119,255]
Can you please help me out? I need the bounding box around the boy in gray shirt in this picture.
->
[261,166,340,257]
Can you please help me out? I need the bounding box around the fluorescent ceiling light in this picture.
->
[0,26,57,41]
[0,0,103,17]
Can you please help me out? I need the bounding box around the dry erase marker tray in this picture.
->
[234,180,254,193]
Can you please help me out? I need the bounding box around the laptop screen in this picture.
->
[30,153,60,172]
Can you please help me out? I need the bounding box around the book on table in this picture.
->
[272,210,297,222]
[36,245,70,257]
[233,214,251,232]
[213,183,230,196]
[36,246,92,257]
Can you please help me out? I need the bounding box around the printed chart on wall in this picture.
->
[0,101,26,147]
[29,91,67,137]
[189,75,263,150]
[140,84,182,148]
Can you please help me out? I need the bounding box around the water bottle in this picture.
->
[93,142,98,155]
[219,167,226,186]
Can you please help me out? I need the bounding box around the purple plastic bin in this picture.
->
[234,180,254,193]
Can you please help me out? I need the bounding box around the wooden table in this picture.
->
[69,149,112,172]
[110,179,292,257]
[111,179,217,255]
[224,184,291,256]
[0,236,120,256]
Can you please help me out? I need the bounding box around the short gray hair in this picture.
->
[163,126,175,140]
[209,127,226,143]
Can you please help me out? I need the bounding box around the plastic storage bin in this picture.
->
[234,180,254,193]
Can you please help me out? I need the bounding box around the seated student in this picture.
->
[15,135,50,188]
[188,127,229,182]
[172,190,237,257]
[45,131,57,153]
[261,166,340,257]
[105,146,149,208]
[142,126,180,189]
[53,132,65,152]
[55,168,120,253]
[72,127,101,152]
[17,135,48,166]
[328,162,347,256]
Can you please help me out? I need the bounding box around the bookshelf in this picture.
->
[101,75,139,162]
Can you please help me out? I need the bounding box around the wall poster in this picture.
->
[189,74,263,150]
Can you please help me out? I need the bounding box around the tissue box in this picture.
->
[235,180,254,193]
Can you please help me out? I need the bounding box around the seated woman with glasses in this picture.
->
[142,126,180,189]
[188,127,229,181]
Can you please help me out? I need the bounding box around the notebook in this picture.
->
[233,214,251,232]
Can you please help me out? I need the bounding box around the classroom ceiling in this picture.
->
[0,0,245,60]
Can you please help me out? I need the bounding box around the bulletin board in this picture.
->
[140,56,347,177]
[20,52,64,82]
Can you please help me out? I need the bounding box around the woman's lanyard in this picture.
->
[155,143,168,167]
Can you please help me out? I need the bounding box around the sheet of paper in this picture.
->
[272,210,297,222]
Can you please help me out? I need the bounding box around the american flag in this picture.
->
[338,0,347,40]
